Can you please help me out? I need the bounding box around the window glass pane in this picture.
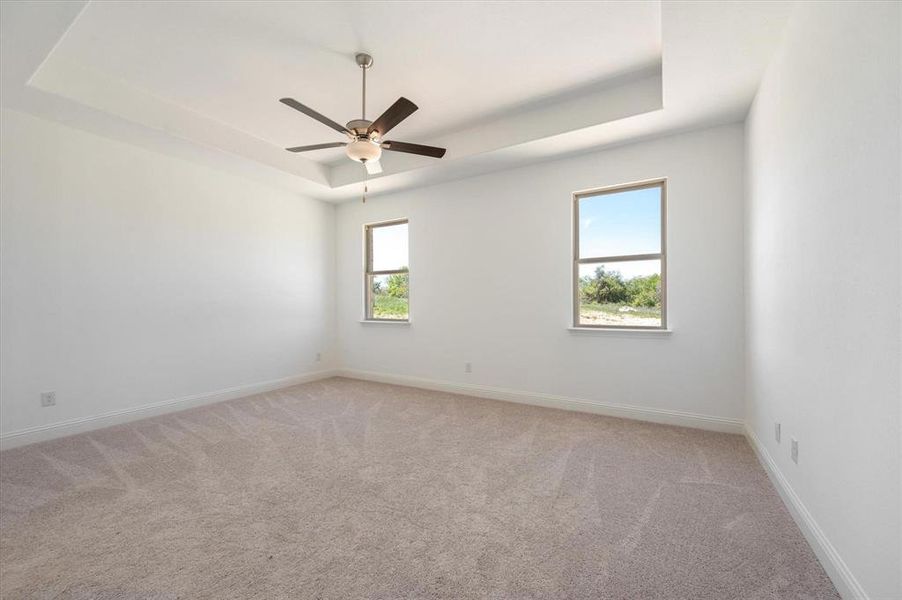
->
[370,273,409,320]
[579,186,661,258]
[578,260,662,327]
[371,222,408,271]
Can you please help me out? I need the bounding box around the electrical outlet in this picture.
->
[40,391,56,407]
[790,438,799,464]
[464,362,472,373]
[774,422,781,443]
[315,352,322,362]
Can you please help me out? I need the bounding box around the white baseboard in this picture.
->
[744,425,868,600]
[336,368,743,434]
[0,369,339,451]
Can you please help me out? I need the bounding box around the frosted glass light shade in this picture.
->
[346,139,382,163]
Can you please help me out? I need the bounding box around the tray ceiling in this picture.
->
[0,1,793,202]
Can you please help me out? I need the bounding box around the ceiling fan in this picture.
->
[280,53,446,177]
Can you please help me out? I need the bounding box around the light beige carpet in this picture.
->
[1,377,838,599]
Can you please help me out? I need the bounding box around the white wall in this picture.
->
[745,2,901,598]
[0,109,336,440]
[336,124,746,423]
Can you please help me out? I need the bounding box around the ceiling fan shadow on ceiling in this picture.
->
[280,53,446,201]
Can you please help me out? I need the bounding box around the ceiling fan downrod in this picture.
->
[356,52,373,120]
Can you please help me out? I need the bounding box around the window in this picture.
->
[364,219,409,321]
[573,179,666,329]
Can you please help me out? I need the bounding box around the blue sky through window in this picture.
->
[579,186,661,279]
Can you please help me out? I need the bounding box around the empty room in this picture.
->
[0,1,899,598]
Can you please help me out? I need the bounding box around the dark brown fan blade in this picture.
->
[382,140,446,158]
[279,98,349,134]
[368,97,418,137]
[285,142,347,153]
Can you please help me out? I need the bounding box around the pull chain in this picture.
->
[362,164,368,203]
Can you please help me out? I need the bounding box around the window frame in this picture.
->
[572,178,667,330]
[364,218,410,322]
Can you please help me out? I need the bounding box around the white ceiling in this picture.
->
[0,1,794,202]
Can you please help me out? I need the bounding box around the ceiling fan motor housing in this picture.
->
[346,119,372,135]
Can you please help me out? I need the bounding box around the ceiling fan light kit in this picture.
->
[280,52,446,201]
[346,138,382,163]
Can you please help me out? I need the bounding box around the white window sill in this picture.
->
[359,320,411,325]
[567,326,672,335]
